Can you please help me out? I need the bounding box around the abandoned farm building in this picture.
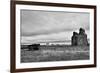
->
[71,28,89,46]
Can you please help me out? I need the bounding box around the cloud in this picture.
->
[20,10,90,44]
[21,10,90,36]
[21,31,72,44]
[21,30,90,45]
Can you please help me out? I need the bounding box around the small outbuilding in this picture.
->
[28,44,40,51]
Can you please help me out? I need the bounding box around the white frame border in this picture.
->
[16,4,94,69]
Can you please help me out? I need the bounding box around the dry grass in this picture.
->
[21,45,89,63]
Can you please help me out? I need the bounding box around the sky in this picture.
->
[20,10,90,45]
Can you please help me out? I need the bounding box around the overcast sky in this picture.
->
[21,10,90,45]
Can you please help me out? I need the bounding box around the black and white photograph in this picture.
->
[21,10,90,63]
[11,1,96,72]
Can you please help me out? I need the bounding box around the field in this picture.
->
[21,45,89,63]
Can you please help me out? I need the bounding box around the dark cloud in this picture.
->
[21,27,79,37]
[21,10,90,37]
[20,10,90,44]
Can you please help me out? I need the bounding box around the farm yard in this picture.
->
[21,45,90,63]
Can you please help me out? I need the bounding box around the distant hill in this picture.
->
[21,40,71,45]
[21,39,90,46]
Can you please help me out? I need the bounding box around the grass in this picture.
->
[21,45,89,63]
